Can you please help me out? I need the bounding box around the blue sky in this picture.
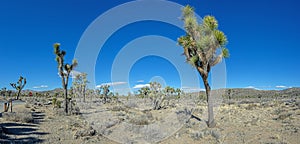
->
[0,0,299,93]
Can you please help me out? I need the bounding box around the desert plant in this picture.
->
[138,86,150,98]
[175,88,181,98]
[149,82,165,110]
[3,111,33,123]
[72,73,89,102]
[99,84,110,103]
[178,5,229,127]
[54,43,78,114]
[0,87,7,97]
[10,76,27,100]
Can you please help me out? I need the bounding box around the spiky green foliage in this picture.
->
[10,76,27,100]
[138,86,150,98]
[178,6,230,128]
[53,43,78,114]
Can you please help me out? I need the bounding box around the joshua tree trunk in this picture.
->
[203,78,216,128]
[200,73,216,128]
[16,90,21,100]
[83,87,86,102]
[64,87,68,114]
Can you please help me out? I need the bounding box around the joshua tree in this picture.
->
[10,76,27,100]
[149,82,165,110]
[164,86,175,97]
[178,5,229,127]
[175,88,182,98]
[99,85,110,103]
[72,73,89,102]
[54,43,78,114]
[1,87,7,97]
[138,86,150,98]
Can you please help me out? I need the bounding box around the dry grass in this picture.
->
[2,111,33,123]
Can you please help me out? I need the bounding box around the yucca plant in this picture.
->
[178,5,230,128]
[54,43,78,114]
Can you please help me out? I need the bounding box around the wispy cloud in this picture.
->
[96,82,127,88]
[182,87,205,92]
[275,85,289,89]
[33,85,48,89]
[133,84,150,89]
[136,80,144,83]
[245,86,261,90]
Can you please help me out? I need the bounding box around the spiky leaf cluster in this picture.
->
[178,6,230,74]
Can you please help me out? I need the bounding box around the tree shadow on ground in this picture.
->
[191,114,202,121]
[0,111,48,143]
[32,112,46,124]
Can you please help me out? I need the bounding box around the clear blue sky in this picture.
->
[0,0,299,92]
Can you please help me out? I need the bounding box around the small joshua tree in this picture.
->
[149,82,165,110]
[138,86,150,98]
[99,85,110,104]
[10,76,27,100]
[178,5,229,127]
[72,73,89,102]
[54,43,78,114]
[1,87,7,97]
[175,88,181,98]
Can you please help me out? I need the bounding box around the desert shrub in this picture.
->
[74,126,96,139]
[24,103,31,108]
[3,112,33,123]
[130,116,149,125]
[56,100,62,108]
[125,101,137,108]
[71,106,80,115]
[244,103,257,110]
[191,130,220,141]
[52,97,57,106]
[111,105,126,111]
[276,113,292,120]
[54,108,66,116]
[191,131,203,140]
[129,112,153,125]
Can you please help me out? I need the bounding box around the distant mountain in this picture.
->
[186,87,300,99]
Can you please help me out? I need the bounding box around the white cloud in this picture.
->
[136,80,144,83]
[182,87,205,92]
[33,85,48,89]
[276,85,287,89]
[245,86,255,89]
[245,86,260,90]
[133,84,150,89]
[96,82,127,88]
[57,70,82,78]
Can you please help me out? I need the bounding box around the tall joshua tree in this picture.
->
[178,5,229,128]
[54,43,78,114]
[10,76,27,100]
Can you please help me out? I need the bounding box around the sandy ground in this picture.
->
[0,97,299,144]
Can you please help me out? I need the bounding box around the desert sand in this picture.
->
[0,96,299,144]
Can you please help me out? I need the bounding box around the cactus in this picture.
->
[10,76,27,100]
[53,43,78,114]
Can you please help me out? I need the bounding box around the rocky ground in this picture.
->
[0,96,299,144]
